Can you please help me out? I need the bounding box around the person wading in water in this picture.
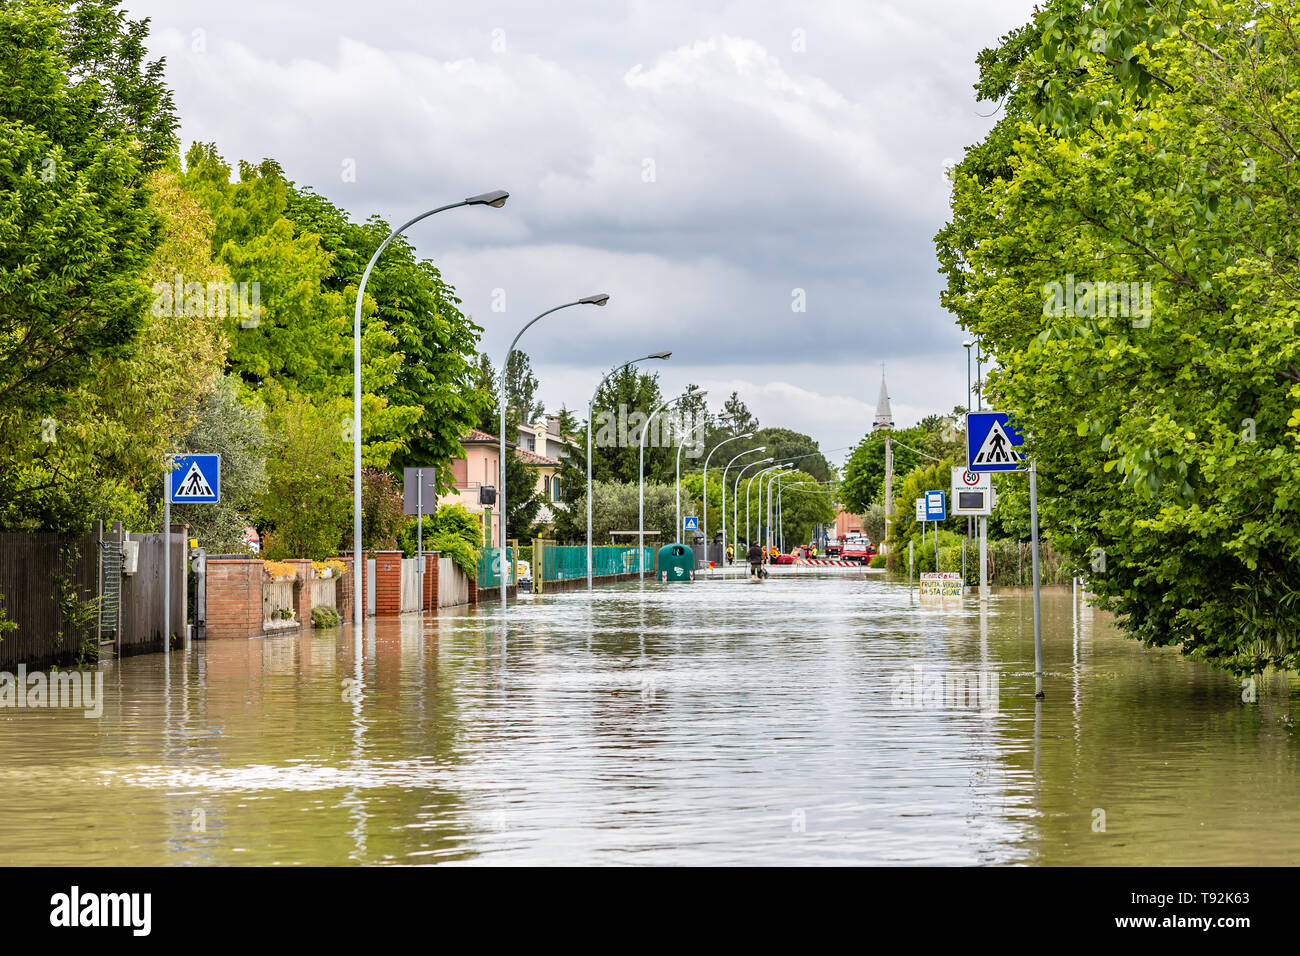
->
[747,541,766,579]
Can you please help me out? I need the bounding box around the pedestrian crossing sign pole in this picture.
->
[966,411,1043,698]
[163,454,220,659]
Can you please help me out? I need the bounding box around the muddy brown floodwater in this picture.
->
[1,571,1297,864]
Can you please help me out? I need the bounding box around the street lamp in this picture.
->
[700,432,753,562]
[670,393,709,546]
[586,351,671,589]
[764,468,795,552]
[352,189,508,634]
[721,446,765,569]
[747,464,785,551]
[639,394,687,579]
[733,457,773,558]
[963,340,974,413]
[499,294,610,608]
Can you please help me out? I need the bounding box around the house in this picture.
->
[441,420,578,546]
[441,429,510,547]
[516,416,580,530]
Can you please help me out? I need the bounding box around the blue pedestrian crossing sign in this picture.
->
[169,454,220,503]
[967,412,1026,472]
[683,515,699,531]
[924,490,947,521]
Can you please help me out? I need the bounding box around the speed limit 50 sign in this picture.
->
[951,467,993,516]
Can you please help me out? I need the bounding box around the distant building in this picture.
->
[516,416,579,530]
[441,429,509,547]
[441,419,578,545]
[835,511,864,540]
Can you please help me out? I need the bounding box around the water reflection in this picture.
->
[0,573,1296,865]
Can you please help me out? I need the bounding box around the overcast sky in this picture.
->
[124,0,1036,463]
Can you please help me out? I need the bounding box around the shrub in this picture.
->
[310,605,340,628]
[868,553,886,569]
[263,560,297,581]
[432,532,477,578]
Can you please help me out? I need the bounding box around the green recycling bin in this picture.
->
[656,543,695,582]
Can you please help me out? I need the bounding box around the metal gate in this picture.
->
[366,558,376,617]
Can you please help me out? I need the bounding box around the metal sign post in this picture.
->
[968,411,1037,693]
[163,459,171,656]
[1029,460,1043,698]
[162,454,221,653]
[417,468,423,614]
[979,514,988,600]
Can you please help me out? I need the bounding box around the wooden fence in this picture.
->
[0,522,184,669]
[0,528,100,670]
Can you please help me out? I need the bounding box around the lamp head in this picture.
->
[963,340,974,349]
[648,351,671,360]
[579,293,610,306]
[465,189,509,208]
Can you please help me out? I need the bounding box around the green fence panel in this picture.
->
[477,547,516,588]
[537,545,655,582]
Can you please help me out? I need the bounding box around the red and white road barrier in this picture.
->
[802,558,858,566]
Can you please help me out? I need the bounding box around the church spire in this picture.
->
[872,365,893,431]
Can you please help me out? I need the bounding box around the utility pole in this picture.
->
[874,367,894,568]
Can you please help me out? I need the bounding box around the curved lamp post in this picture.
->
[763,468,795,552]
[352,189,508,634]
[499,294,610,609]
[754,465,790,548]
[732,457,773,558]
[700,432,753,562]
[639,394,688,579]
[722,447,765,566]
[587,351,671,589]
[671,394,708,546]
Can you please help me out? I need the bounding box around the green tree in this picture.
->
[840,414,961,514]
[549,405,589,542]
[503,449,543,543]
[772,472,837,547]
[502,350,544,434]
[753,427,830,482]
[168,375,269,552]
[468,352,499,434]
[259,389,350,559]
[361,467,406,550]
[0,0,177,531]
[589,365,664,483]
[936,0,1300,672]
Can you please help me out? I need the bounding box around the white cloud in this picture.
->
[125,0,1036,454]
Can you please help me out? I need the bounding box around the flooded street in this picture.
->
[1,571,1297,866]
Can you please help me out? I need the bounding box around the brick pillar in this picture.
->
[468,574,478,606]
[374,550,402,616]
[205,559,265,639]
[423,551,440,610]
[289,559,313,624]
[337,557,355,624]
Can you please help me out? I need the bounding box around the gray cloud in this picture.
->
[125,0,1035,457]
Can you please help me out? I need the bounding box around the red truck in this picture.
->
[840,535,876,565]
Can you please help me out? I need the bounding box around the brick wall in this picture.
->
[467,574,478,605]
[336,557,355,623]
[373,550,401,616]
[206,559,265,639]
[289,558,313,623]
